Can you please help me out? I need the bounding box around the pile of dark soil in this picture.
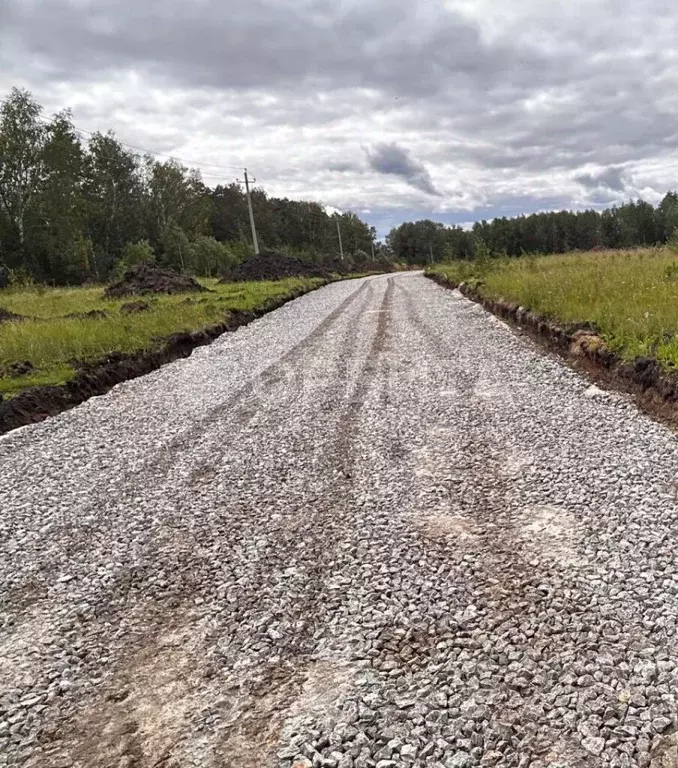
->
[224,251,329,282]
[120,301,150,314]
[360,260,395,274]
[105,264,206,298]
[64,309,108,320]
[6,361,34,377]
[0,307,25,324]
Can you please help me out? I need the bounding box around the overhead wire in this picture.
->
[0,95,247,179]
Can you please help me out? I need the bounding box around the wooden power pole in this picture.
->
[240,168,260,255]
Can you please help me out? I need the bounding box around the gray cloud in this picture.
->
[366,143,440,196]
[1,0,677,227]
[576,167,628,192]
[0,0,548,96]
[327,160,361,173]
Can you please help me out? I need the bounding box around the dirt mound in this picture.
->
[105,264,206,298]
[224,251,329,282]
[360,260,395,274]
[65,309,108,320]
[6,361,34,377]
[0,307,25,324]
[120,301,150,314]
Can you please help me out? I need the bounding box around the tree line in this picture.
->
[387,194,678,264]
[0,88,379,285]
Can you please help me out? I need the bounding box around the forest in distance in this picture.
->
[1,86,678,286]
[0,88,378,286]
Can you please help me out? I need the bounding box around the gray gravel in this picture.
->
[2,272,678,768]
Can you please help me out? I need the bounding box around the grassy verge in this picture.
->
[0,277,325,398]
[428,247,678,369]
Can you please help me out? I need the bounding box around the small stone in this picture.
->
[396,698,416,709]
[293,758,313,768]
[446,753,472,768]
[652,716,673,733]
[581,736,605,755]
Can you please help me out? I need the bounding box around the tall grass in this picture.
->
[430,247,678,368]
[0,277,322,397]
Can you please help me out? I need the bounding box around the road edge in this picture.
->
[426,271,678,430]
[0,279,341,436]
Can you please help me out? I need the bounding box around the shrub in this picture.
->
[116,240,155,277]
[7,267,35,289]
[668,227,678,254]
[187,235,237,277]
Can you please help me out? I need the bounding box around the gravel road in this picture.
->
[2,273,678,768]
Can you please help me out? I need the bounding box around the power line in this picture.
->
[65,129,240,186]
[0,94,247,174]
[71,124,244,171]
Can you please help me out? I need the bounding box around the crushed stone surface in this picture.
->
[2,273,678,768]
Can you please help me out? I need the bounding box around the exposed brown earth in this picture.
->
[104,264,207,298]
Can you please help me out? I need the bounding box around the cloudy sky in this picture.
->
[1,0,677,235]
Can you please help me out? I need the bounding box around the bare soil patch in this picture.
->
[0,306,26,323]
[105,264,207,298]
[224,250,330,282]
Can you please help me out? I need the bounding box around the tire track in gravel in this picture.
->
[390,277,678,766]
[208,277,398,766]
[393,277,595,763]
[8,276,397,768]
[0,280,378,618]
[104,277,379,491]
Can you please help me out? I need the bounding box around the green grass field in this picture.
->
[0,277,324,397]
[429,247,678,369]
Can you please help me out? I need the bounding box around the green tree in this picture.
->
[187,234,236,276]
[658,192,678,242]
[31,110,91,282]
[0,88,47,267]
[210,183,249,242]
[83,132,144,277]
[387,220,447,264]
[116,239,154,275]
[160,221,191,270]
[144,158,209,248]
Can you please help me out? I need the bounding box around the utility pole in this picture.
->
[336,218,344,262]
[371,240,375,260]
[429,242,434,264]
[240,168,260,255]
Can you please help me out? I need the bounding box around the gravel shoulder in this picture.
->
[2,274,678,768]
